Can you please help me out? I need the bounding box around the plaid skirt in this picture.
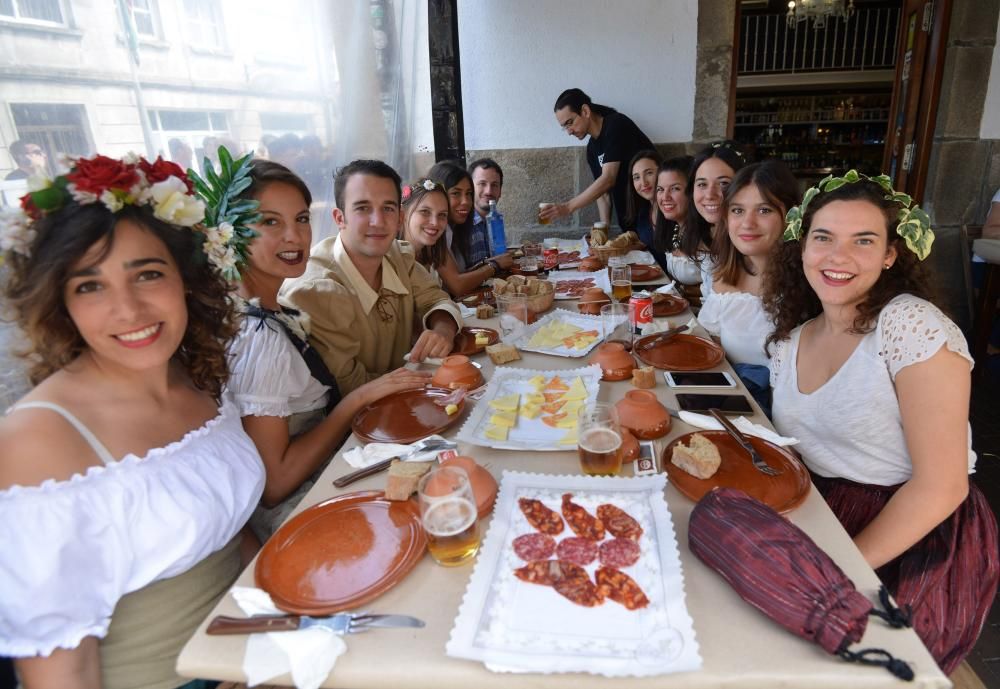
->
[812,474,999,674]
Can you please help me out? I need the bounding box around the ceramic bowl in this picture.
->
[620,428,640,463]
[431,355,484,390]
[579,256,605,272]
[439,456,498,519]
[577,287,611,316]
[589,342,636,381]
[614,389,671,439]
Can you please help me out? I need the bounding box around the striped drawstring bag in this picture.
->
[689,488,915,681]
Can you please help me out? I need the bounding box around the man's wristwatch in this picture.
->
[487,259,500,275]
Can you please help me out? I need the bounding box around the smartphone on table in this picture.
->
[663,371,736,388]
[676,393,755,416]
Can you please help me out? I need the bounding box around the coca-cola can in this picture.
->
[629,291,653,333]
[543,247,559,271]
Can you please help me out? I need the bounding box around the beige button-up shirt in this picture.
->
[280,236,463,395]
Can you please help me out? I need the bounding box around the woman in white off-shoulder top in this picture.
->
[761,173,998,674]
[227,160,429,540]
[698,160,799,414]
[0,154,264,689]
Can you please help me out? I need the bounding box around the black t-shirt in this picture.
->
[585,110,653,230]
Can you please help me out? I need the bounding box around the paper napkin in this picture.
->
[342,434,449,468]
[677,411,799,447]
[231,586,346,689]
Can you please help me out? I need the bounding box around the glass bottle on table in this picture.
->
[486,200,506,254]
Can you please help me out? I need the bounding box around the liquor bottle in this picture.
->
[487,200,506,255]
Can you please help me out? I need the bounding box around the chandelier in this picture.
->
[786,0,855,29]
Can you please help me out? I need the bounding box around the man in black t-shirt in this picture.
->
[540,88,653,230]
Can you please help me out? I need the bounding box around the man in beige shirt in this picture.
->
[281,159,462,394]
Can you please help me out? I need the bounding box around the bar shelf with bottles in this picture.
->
[734,92,890,178]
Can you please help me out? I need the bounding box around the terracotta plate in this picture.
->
[634,333,725,371]
[652,294,689,317]
[662,431,811,513]
[630,263,665,282]
[353,387,465,444]
[452,327,500,356]
[256,491,426,614]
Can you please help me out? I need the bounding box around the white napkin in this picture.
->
[638,316,698,337]
[231,586,346,689]
[342,434,448,469]
[677,411,799,447]
[654,281,680,296]
[458,303,477,318]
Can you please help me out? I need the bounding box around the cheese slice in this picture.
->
[484,424,509,441]
[489,410,517,428]
[527,375,546,390]
[474,334,489,346]
[559,428,579,445]
[563,377,588,401]
[519,403,542,420]
[561,400,584,417]
[555,415,579,429]
[523,392,545,406]
[489,393,520,412]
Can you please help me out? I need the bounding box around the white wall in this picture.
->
[982,21,1000,139]
[457,0,698,149]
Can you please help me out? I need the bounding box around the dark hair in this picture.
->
[553,88,614,117]
[762,179,937,351]
[652,156,693,254]
[4,203,237,398]
[624,149,663,231]
[333,159,402,210]
[268,133,302,159]
[468,158,503,184]
[9,139,29,158]
[399,178,449,269]
[681,141,746,260]
[711,161,799,286]
[427,160,474,265]
[242,158,312,206]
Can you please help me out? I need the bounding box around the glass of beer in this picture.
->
[610,264,632,302]
[538,203,553,225]
[577,403,624,477]
[418,466,480,566]
[601,302,632,351]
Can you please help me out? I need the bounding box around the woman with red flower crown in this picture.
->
[0,152,265,689]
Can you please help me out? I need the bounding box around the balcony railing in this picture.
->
[738,7,900,74]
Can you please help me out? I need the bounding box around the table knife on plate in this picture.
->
[207,613,425,635]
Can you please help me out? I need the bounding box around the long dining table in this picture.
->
[177,276,950,689]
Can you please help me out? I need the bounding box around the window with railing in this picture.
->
[739,6,900,74]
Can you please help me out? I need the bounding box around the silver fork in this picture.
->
[708,408,782,476]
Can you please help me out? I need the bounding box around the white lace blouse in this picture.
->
[698,290,772,367]
[770,294,976,486]
[0,399,265,656]
[227,313,330,418]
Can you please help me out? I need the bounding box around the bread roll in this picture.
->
[486,343,521,364]
[384,460,434,501]
[670,433,721,479]
[631,366,656,389]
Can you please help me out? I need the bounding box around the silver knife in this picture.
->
[206,613,424,635]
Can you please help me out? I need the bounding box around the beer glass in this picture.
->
[497,292,529,342]
[577,403,624,477]
[538,203,553,225]
[610,264,632,302]
[601,302,632,351]
[418,466,480,566]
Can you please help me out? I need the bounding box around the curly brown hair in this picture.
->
[4,203,238,399]
[762,180,936,351]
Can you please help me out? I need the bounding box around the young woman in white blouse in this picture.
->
[698,160,799,414]
[0,154,265,688]
[762,173,998,674]
[227,160,429,540]
[652,156,699,286]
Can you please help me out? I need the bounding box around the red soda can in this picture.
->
[543,247,559,271]
[629,291,653,333]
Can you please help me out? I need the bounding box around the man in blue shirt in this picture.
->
[469,158,503,253]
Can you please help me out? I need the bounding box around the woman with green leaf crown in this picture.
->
[0,152,265,688]
[762,171,998,673]
[216,158,430,541]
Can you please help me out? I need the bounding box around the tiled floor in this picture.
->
[967,360,1000,688]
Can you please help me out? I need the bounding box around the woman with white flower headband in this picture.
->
[761,172,999,674]
[398,176,509,297]
[0,153,265,688]
[225,160,430,541]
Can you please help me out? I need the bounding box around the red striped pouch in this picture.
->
[689,488,915,681]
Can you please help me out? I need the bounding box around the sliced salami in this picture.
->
[513,533,556,561]
[561,493,605,541]
[595,566,650,610]
[553,572,605,607]
[555,536,599,566]
[518,497,565,535]
[514,558,589,587]
[599,537,641,568]
[597,504,643,541]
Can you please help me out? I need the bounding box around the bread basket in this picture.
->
[492,275,555,318]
